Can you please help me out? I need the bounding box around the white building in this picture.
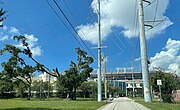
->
[32,72,57,83]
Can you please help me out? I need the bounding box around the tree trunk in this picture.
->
[27,86,31,100]
[73,88,77,100]
[84,92,85,98]
[66,92,69,99]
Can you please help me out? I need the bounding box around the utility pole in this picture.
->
[48,74,51,98]
[125,74,127,97]
[97,0,102,102]
[131,67,135,98]
[102,54,107,99]
[138,0,152,102]
[40,80,42,100]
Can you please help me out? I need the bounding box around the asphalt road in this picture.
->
[98,97,151,110]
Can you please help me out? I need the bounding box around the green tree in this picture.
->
[108,84,121,97]
[150,70,180,103]
[55,80,66,98]
[0,36,65,100]
[32,80,53,99]
[0,43,37,100]
[60,48,93,100]
[78,81,98,99]
[0,6,61,99]
[15,81,27,98]
[0,36,63,99]
[89,82,97,99]
[78,82,91,98]
[0,72,15,98]
[32,80,40,93]
[0,8,6,27]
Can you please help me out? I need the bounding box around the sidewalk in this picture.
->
[98,97,151,110]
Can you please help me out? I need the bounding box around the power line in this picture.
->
[150,0,159,33]
[104,3,135,48]
[148,0,159,53]
[22,21,55,34]
[85,0,135,56]
[84,1,125,53]
[62,0,94,48]
[52,0,96,60]
[132,0,139,43]
[112,38,123,52]
[114,33,126,48]
[145,17,180,32]
[45,0,84,49]
[145,17,180,23]
[100,4,135,49]
[83,0,97,21]
[61,0,79,26]
[123,35,135,47]
[92,2,125,52]
[145,20,164,32]
[131,0,139,71]
[144,0,157,8]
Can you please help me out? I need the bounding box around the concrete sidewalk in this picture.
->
[98,97,151,110]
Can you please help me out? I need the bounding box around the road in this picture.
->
[98,97,151,110]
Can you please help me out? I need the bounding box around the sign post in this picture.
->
[157,79,162,103]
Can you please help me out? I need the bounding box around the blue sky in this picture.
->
[0,0,180,75]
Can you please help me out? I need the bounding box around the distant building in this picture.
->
[33,70,144,97]
[32,72,57,83]
[89,72,143,96]
[174,90,180,101]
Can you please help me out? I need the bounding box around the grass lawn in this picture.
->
[0,98,106,110]
[131,97,180,110]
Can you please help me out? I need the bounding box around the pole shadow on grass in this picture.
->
[0,108,61,110]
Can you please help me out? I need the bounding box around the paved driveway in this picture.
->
[99,97,151,110]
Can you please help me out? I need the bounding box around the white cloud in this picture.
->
[0,26,42,57]
[31,46,42,57]
[149,38,180,76]
[9,27,20,35]
[135,57,140,62]
[24,34,38,47]
[2,26,7,30]
[15,34,42,57]
[77,0,172,44]
[0,35,9,41]
[0,26,20,41]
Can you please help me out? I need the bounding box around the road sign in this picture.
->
[157,79,162,103]
[157,79,162,85]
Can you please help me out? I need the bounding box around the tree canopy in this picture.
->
[0,36,59,99]
[0,35,94,100]
[0,72,15,98]
[0,36,39,99]
[1,6,94,100]
[59,48,94,100]
[0,8,6,27]
[150,70,180,103]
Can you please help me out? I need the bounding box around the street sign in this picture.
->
[157,79,162,85]
[157,79,162,103]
